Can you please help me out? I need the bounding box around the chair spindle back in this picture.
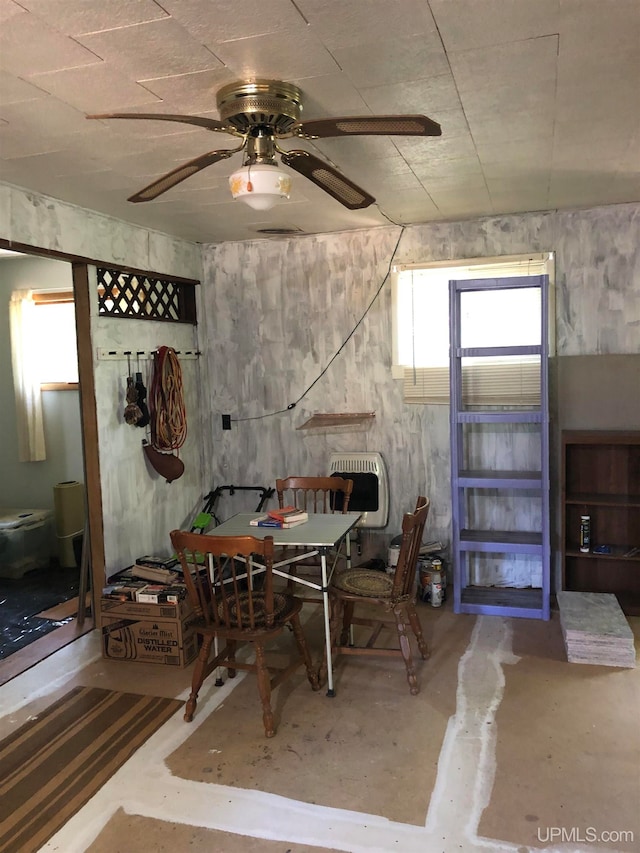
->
[275,476,354,514]
[392,496,430,598]
[170,531,275,631]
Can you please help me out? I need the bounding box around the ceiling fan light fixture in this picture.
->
[229,163,292,210]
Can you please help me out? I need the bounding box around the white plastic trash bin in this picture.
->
[0,508,53,579]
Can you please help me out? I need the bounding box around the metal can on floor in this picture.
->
[430,558,443,607]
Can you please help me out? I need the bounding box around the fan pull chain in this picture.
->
[246,163,253,193]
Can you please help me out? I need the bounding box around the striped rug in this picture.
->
[0,685,182,853]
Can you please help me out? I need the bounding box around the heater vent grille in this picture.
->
[329,452,389,528]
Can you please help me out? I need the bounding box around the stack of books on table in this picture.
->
[249,506,309,528]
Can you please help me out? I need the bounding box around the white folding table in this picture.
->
[206,511,361,695]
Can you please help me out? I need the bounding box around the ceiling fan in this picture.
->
[87,79,441,211]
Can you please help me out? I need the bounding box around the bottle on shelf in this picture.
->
[579,515,591,553]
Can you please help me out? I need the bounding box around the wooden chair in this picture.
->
[170,529,320,737]
[275,476,354,592]
[319,496,430,695]
[275,476,354,514]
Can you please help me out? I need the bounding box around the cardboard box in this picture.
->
[100,595,193,621]
[100,596,199,666]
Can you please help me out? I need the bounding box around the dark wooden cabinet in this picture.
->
[562,430,640,615]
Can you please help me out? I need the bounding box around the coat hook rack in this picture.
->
[96,348,201,361]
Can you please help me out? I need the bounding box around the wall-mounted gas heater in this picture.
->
[328,452,389,528]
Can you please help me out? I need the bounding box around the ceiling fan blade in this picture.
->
[87,112,235,134]
[281,150,374,210]
[297,114,441,138]
[128,148,239,203]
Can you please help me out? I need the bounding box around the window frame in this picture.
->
[391,253,556,402]
[32,290,79,390]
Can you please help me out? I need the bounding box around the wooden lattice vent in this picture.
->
[97,268,196,323]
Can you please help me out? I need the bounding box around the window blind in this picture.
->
[403,360,541,405]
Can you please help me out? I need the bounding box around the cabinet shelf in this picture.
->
[562,430,640,616]
[566,492,640,507]
[565,548,640,561]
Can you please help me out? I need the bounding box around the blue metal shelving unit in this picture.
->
[449,275,551,620]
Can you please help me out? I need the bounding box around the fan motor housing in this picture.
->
[216,80,303,135]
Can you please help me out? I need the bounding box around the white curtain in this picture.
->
[10,290,46,462]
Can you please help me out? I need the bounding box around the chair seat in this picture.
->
[216,591,302,628]
[320,497,431,696]
[332,568,393,598]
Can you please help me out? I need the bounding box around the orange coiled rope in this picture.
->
[149,346,187,451]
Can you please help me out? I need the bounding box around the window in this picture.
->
[33,291,79,388]
[391,253,555,404]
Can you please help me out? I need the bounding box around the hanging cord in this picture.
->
[234,226,405,423]
[149,346,187,450]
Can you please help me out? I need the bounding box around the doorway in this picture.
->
[0,251,94,682]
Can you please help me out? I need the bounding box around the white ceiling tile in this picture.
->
[0,70,48,105]
[420,173,488,193]
[159,0,306,45]
[373,187,441,223]
[77,18,223,80]
[359,75,461,118]
[0,97,88,140]
[482,162,550,181]
[332,37,449,89]
[289,74,369,119]
[559,0,640,52]
[413,156,484,181]
[294,0,438,51]
[430,0,560,51]
[552,139,633,170]
[212,31,339,81]
[430,187,494,217]
[489,190,551,215]
[394,133,478,162]
[0,10,102,76]
[0,134,63,158]
[450,35,559,94]
[28,64,162,113]
[18,0,168,34]
[476,138,554,165]
[0,0,26,24]
[312,135,400,165]
[84,115,218,142]
[469,112,556,145]
[139,70,237,115]
[487,175,550,194]
[548,175,633,209]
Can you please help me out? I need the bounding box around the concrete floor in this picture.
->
[2,599,638,853]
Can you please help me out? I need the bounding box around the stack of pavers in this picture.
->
[557,591,636,668]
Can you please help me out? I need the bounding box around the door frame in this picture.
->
[0,238,199,642]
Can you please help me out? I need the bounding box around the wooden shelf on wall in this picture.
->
[296,412,375,435]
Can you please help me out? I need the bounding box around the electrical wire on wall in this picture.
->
[232,226,405,424]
